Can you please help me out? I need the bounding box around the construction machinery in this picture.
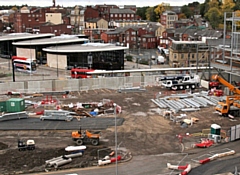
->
[161,74,200,90]
[72,127,100,146]
[215,95,240,117]
[18,139,35,151]
[211,74,240,95]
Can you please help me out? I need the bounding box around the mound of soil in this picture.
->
[0,142,8,150]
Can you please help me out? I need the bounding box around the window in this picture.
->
[181,54,184,59]
[32,14,35,17]
[127,14,130,17]
[123,14,126,17]
[111,14,113,17]
[28,14,31,17]
[119,14,122,17]
[131,31,135,35]
[131,14,134,17]
[174,54,177,59]
[115,14,118,17]
[192,54,195,59]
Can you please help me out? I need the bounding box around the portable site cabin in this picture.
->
[6,98,25,113]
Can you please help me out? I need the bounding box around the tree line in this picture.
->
[136,0,240,29]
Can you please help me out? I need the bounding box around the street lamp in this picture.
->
[56,41,59,77]
[113,103,118,175]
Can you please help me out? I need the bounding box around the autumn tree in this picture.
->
[221,0,235,12]
[205,7,222,29]
[154,3,166,22]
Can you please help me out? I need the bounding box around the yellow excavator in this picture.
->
[212,75,240,117]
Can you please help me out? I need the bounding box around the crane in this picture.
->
[212,75,240,117]
[211,75,240,95]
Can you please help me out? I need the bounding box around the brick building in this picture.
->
[84,6,99,21]
[95,4,119,21]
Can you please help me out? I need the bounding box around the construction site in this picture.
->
[1,11,240,175]
[0,68,240,175]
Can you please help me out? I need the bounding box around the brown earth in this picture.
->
[0,86,240,174]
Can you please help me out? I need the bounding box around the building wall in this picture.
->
[47,53,67,69]
[45,13,62,24]
[84,6,99,21]
[109,12,135,21]
[97,18,108,28]
[16,48,36,60]
[169,45,208,67]
[14,9,46,33]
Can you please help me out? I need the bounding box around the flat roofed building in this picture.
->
[12,35,89,64]
[43,42,128,70]
[0,33,54,58]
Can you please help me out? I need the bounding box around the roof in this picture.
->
[43,42,128,53]
[110,8,134,14]
[12,35,89,46]
[0,33,55,42]
[206,38,231,46]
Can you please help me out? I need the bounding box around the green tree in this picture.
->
[146,6,157,21]
[181,5,194,18]
[205,7,222,29]
[136,6,149,20]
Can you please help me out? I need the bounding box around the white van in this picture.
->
[157,56,165,64]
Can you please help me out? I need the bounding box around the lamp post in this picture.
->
[88,52,93,69]
[56,41,59,78]
[113,103,118,175]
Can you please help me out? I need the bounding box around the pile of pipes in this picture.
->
[152,92,221,113]
[45,152,83,169]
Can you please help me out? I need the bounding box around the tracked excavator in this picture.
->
[212,75,240,117]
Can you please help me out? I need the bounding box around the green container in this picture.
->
[211,124,221,135]
[6,98,25,113]
[0,101,6,112]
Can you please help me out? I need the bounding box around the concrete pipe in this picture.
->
[54,158,72,169]
[45,157,62,165]
[98,159,111,166]
[47,158,64,167]
[65,152,83,158]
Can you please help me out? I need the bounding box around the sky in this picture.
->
[1,0,205,7]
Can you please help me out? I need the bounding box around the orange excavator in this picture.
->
[212,75,240,117]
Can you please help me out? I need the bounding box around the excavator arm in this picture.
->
[212,75,240,95]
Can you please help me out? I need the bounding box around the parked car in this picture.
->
[40,110,74,121]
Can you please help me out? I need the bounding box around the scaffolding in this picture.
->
[214,12,240,83]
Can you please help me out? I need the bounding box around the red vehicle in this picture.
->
[70,68,95,78]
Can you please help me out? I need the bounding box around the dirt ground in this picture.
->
[0,86,240,174]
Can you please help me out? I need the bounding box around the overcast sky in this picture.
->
[1,0,205,7]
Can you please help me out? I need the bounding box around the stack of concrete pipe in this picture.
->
[45,152,83,168]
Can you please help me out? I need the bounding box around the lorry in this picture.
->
[161,74,200,90]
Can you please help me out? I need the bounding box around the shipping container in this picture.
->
[6,98,25,113]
